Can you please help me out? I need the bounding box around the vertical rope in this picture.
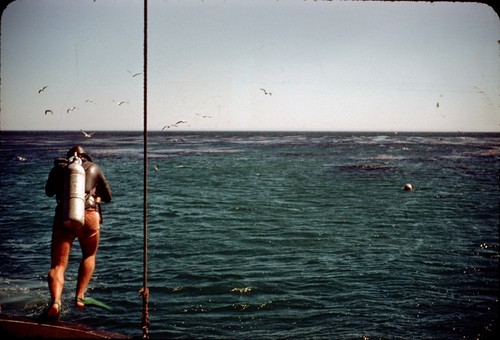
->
[140,0,150,338]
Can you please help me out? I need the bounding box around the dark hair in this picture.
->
[66,145,93,162]
[67,145,85,158]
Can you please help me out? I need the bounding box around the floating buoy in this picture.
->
[404,183,414,191]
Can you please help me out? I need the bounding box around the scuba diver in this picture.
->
[40,145,112,323]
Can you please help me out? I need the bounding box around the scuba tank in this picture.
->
[63,153,86,228]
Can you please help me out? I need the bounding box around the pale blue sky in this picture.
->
[1,0,499,131]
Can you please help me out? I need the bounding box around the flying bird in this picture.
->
[127,70,142,77]
[45,109,54,115]
[114,100,129,106]
[85,99,95,104]
[80,130,95,138]
[166,137,185,143]
[38,86,48,94]
[196,113,212,118]
[161,120,189,131]
[260,88,272,96]
[67,106,77,113]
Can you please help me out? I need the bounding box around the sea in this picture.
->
[0,130,499,339]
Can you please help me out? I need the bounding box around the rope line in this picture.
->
[141,0,150,338]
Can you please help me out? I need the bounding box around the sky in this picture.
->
[1,0,499,132]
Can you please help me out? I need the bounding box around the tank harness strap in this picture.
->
[85,187,97,210]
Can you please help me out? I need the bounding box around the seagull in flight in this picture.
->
[166,137,185,143]
[260,88,272,96]
[161,120,189,130]
[127,70,142,77]
[85,99,95,104]
[67,106,77,113]
[114,100,129,106]
[38,86,48,94]
[196,113,212,118]
[162,124,179,130]
[45,109,54,115]
[80,129,95,138]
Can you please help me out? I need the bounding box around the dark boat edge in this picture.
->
[0,314,131,339]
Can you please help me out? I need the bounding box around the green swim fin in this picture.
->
[77,297,113,311]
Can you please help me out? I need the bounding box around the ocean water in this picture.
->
[0,131,498,339]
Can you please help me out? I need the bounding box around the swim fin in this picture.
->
[76,297,113,311]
